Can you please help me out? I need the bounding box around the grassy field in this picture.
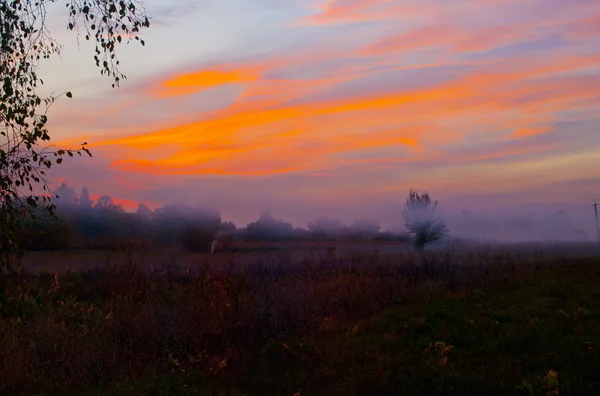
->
[2,243,600,395]
[19,240,416,272]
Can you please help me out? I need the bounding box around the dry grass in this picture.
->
[1,242,599,395]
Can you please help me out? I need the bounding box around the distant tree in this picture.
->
[348,218,381,239]
[307,216,345,239]
[78,187,94,210]
[217,221,237,240]
[181,208,222,252]
[292,227,310,240]
[183,224,218,252]
[213,221,237,250]
[93,196,124,212]
[1,0,150,270]
[403,190,449,251]
[245,212,294,241]
[154,203,221,251]
[154,203,190,244]
[55,182,78,208]
[136,202,154,220]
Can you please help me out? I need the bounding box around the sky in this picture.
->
[38,0,600,233]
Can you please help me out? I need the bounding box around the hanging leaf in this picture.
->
[0,0,150,270]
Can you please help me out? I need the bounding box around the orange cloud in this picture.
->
[151,67,263,98]
[57,0,600,189]
[83,47,600,178]
[510,126,555,139]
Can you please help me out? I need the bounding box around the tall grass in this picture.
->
[1,244,598,395]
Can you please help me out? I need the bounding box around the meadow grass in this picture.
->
[1,243,599,395]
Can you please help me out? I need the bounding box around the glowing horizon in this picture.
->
[41,0,600,230]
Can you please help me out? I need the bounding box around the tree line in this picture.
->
[0,1,450,269]
[16,183,420,252]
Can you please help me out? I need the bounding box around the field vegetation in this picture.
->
[2,241,600,395]
[2,5,599,394]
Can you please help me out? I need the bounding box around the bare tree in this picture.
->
[403,189,449,251]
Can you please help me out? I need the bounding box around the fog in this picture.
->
[42,182,599,245]
[212,199,597,244]
[443,209,592,243]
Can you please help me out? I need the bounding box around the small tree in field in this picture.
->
[403,189,449,251]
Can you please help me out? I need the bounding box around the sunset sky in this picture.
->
[40,0,600,231]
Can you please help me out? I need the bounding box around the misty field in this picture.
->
[2,241,600,395]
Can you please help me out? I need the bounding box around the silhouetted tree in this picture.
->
[94,196,124,212]
[403,189,449,251]
[78,187,94,210]
[1,0,150,269]
[154,203,193,244]
[219,221,237,236]
[55,182,78,208]
[213,221,237,250]
[307,216,345,239]
[136,202,154,220]
[245,212,294,241]
[182,208,221,252]
[292,227,310,240]
[154,203,221,251]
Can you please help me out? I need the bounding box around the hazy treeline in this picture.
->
[17,183,406,252]
[447,209,591,243]
[18,183,592,252]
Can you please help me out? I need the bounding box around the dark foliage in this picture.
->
[1,247,599,395]
[1,0,150,270]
